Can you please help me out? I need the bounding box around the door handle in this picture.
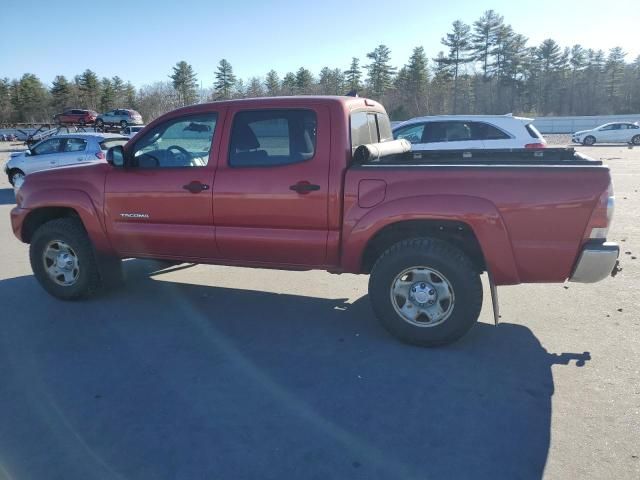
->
[182,181,210,193]
[289,181,320,194]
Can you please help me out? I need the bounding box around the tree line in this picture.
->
[1,9,639,124]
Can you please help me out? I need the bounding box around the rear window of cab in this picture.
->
[351,111,393,152]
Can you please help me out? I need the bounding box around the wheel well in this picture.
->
[22,207,81,243]
[361,220,486,274]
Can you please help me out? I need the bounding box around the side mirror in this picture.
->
[107,145,125,167]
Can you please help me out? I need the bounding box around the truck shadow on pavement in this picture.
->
[0,260,591,480]
[0,188,16,205]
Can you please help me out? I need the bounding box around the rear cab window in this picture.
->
[350,111,393,153]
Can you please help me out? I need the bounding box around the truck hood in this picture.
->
[21,162,111,200]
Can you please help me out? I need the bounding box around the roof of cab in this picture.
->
[167,95,384,114]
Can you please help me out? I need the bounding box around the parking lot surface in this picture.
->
[0,141,638,479]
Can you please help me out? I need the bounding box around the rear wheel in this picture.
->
[369,238,483,347]
[120,120,127,128]
[30,218,102,300]
[95,119,104,129]
[632,135,640,146]
[583,135,596,146]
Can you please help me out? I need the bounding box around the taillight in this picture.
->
[586,183,615,240]
[96,151,105,159]
[525,143,546,149]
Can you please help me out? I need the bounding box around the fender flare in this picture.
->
[341,194,520,285]
[20,189,114,255]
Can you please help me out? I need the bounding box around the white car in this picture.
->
[4,133,128,188]
[393,114,547,150]
[572,122,640,146]
[121,125,146,138]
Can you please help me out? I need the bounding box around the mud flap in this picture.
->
[488,271,500,325]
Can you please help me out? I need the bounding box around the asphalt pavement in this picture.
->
[0,142,638,480]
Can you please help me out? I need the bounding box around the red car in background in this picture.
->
[53,109,98,126]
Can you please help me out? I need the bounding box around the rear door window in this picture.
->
[229,109,317,167]
[471,122,511,140]
[63,138,87,152]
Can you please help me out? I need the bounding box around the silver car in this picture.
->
[95,109,144,129]
[4,133,128,188]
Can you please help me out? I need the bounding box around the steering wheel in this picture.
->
[167,145,191,165]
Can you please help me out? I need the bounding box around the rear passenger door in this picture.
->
[212,106,330,266]
[57,137,89,166]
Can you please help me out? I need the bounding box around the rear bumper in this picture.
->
[569,242,619,283]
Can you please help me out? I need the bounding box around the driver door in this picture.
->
[104,110,222,260]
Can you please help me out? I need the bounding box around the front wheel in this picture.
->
[8,169,25,188]
[583,135,596,146]
[120,120,127,128]
[368,238,483,347]
[30,218,102,300]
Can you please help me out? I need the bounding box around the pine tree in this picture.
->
[405,47,429,115]
[472,10,504,79]
[435,21,473,113]
[99,77,115,112]
[344,57,363,92]
[214,59,236,100]
[606,47,626,106]
[50,75,72,111]
[319,67,344,95]
[264,70,280,96]
[365,45,397,98]
[124,82,137,108]
[77,69,100,110]
[281,72,296,95]
[246,77,264,97]
[0,78,11,122]
[170,61,198,106]
[11,73,50,122]
[295,67,314,94]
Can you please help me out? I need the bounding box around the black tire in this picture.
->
[95,119,104,128]
[120,120,127,128]
[632,135,640,146]
[583,135,596,146]
[78,119,86,126]
[8,168,25,187]
[368,238,483,347]
[29,218,102,300]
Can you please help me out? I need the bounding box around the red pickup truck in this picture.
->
[10,96,619,346]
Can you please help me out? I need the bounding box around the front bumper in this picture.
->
[569,242,620,283]
[10,206,29,242]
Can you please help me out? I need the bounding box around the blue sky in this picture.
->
[1,0,638,88]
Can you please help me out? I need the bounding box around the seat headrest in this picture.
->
[232,122,260,150]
